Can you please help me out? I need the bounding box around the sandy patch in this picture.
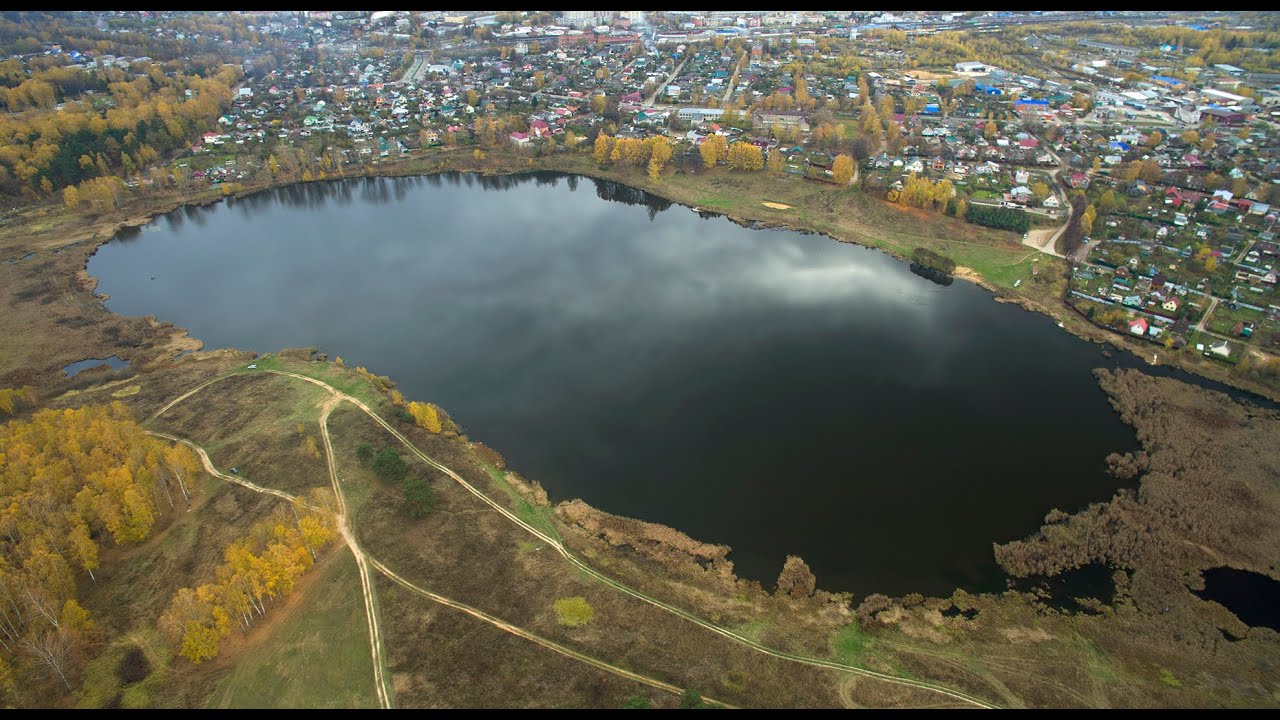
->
[762,202,792,210]
[905,70,952,81]
[111,385,142,398]
[952,266,982,283]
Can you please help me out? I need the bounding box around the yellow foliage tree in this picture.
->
[832,154,854,186]
[409,401,442,433]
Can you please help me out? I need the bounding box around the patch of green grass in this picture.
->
[1080,638,1117,685]
[1158,667,1183,689]
[696,194,737,210]
[731,617,774,644]
[208,550,379,709]
[832,622,873,667]
[478,462,560,541]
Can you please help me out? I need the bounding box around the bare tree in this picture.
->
[22,628,75,690]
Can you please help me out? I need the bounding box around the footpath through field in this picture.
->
[147,364,1000,710]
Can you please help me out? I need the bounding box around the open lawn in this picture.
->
[208,549,379,709]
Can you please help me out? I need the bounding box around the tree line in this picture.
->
[159,493,336,664]
[910,248,957,276]
[0,402,201,694]
[0,386,37,416]
[965,203,1031,234]
[0,60,241,199]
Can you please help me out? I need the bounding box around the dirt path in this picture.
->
[150,367,1000,709]
[1023,225,1062,257]
[368,555,735,708]
[319,396,393,709]
[149,375,719,709]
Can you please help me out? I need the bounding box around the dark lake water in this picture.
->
[1196,567,1280,632]
[90,172,1156,598]
[63,355,129,377]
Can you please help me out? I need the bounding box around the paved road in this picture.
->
[645,56,688,107]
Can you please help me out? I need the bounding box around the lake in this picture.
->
[89,172,1147,598]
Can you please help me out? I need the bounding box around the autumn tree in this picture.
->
[593,132,614,165]
[700,134,728,169]
[1080,203,1097,236]
[726,142,764,171]
[1031,182,1050,204]
[832,154,854,186]
[775,555,817,599]
[160,499,335,663]
[2,403,200,690]
[408,401,442,433]
[767,149,786,176]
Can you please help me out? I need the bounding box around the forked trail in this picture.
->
[148,365,997,710]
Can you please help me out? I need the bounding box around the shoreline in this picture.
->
[3,151,1273,405]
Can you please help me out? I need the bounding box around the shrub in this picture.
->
[553,596,595,627]
[402,475,436,518]
[372,448,408,483]
[679,689,705,709]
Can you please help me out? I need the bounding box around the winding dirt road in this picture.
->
[149,371,733,709]
[147,365,999,710]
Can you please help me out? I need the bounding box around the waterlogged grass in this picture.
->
[731,617,775,644]
[832,622,873,667]
[76,628,174,708]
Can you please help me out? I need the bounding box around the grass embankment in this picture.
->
[208,550,378,709]
[34,342,1280,708]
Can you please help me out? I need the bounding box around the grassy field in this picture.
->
[149,370,333,497]
[207,549,379,709]
[538,154,1068,320]
[5,148,1280,708]
[14,339,1278,709]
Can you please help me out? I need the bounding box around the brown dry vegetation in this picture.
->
[374,574,679,709]
[846,370,1280,708]
[329,401,858,708]
[149,371,332,497]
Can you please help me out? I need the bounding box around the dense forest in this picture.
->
[965,204,1031,234]
[0,11,258,200]
[0,403,202,696]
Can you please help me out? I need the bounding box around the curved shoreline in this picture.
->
[3,150,1272,404]
[85,162,1280,405]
